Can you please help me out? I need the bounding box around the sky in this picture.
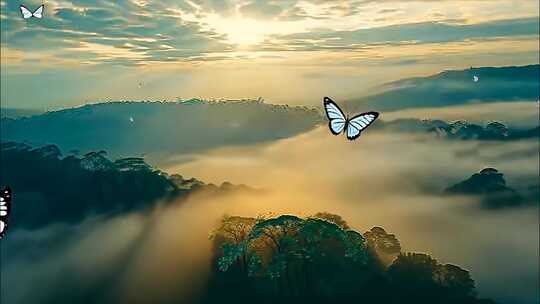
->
[0,0,539,109]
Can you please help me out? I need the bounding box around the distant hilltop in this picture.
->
[445,167,538,209]
[30,97,316,114]
[1,99,322,157]
[378,118,539,141]
[178,96,267,105]
[349,64,539,112]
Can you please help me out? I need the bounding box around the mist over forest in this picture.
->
[2,0,539,299]
[1,65,539,304]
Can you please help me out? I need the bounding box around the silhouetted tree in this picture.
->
[206,215,493,304]
[207,214,372,302]
[211,215,258,275]
[388,253,482,304]
[0,142,180,230]
[364,226,402,267]
[436,264,476,300]
[313,212,350,230]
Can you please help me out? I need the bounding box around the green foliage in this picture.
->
[1,100,322,156]
[247,254,262,277]
[437,264,476,298]
[388,253,480,303]
[0,142,180,230]
[216,215,369,280]
[388,253,439,286]
[312,212,350,230]
[343,230,368,263]
[364,226,402,267]
[206,213,493,304]
[266,252,288,279]
[218,242,246,272]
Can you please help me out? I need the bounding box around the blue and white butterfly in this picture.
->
[20,4,44,19]
[323,97,379,140]
[0,187,12,240]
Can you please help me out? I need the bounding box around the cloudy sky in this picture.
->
[1,0,539,108]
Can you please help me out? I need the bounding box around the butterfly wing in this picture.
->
[20,5,33,19]
[323,97,347,135]
[346,111,379,140]
[32,5,44,18]
[0,187,12,239]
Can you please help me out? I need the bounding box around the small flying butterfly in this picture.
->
[20,4,44,19]
[0,187,12,240]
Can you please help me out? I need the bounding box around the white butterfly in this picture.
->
[0,187,11,240]
[323,96,379,140]
[20,4,44,19]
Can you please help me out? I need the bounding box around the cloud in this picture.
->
[0,0,231,66]
[378,8,400,14]
[263,17,539,52]
[190,0,236,16]
[239,0,284,19]
[1,0,538,67]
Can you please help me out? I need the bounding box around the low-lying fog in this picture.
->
[2,106,538,304]
[383,101,540,128]
[165,127,539,304]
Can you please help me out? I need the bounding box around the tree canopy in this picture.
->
[204,213,493,304]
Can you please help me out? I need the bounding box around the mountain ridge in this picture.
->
[348,64,539,112]
[0,99,322,157]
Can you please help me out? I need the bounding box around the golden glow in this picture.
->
[202,14,308,46]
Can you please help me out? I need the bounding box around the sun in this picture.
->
[204,15,274,46]
[203,14,305,47]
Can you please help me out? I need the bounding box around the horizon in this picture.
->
[1,2,539,304]
[1,62,538,111]
[1,0,539,109]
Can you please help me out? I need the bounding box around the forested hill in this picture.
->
[349,64,539,112]
[0,99,322,157]
[0,142,250,230]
